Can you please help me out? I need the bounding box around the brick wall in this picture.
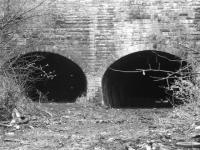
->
[9,0,200,98]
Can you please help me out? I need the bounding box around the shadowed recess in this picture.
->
[102,50,188,108]
[9,51,87,102]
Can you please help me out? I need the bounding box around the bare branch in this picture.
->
[109,67,175,74]
[19,0,47,17]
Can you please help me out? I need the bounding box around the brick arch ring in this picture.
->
[6,51,87,102]
[102,50,189,108]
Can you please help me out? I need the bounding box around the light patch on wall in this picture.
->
[114,22,135,57]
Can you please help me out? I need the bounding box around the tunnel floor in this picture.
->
[9,51,87,102]
[102,50,188,108]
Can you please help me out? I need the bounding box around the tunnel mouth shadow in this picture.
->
[7,51,87,103]
[102,50,188,108]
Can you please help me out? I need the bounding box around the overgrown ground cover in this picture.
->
[0,95,199,150]
[0,100,176,150]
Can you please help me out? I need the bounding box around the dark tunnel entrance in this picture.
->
[102,50,188,108]
[8,51,87,102]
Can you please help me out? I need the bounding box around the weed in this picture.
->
[0,0,51,124]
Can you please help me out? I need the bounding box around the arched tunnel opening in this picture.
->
[102,50,188,108]
[7,51,87,102]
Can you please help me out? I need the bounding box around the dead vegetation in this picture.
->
[0,0,53,144]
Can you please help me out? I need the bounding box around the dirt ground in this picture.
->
[0,102,187,150]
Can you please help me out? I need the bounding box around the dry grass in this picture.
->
[0,75,23,121]
[75,86,104,110]
[0,73,52,122]
[153,78,200,142]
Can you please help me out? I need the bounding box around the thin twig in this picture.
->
[109,67,175,74]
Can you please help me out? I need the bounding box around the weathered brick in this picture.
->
[6,0,200,98]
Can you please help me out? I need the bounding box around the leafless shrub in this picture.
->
[151,10,200,139]
[0,0,51,123]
